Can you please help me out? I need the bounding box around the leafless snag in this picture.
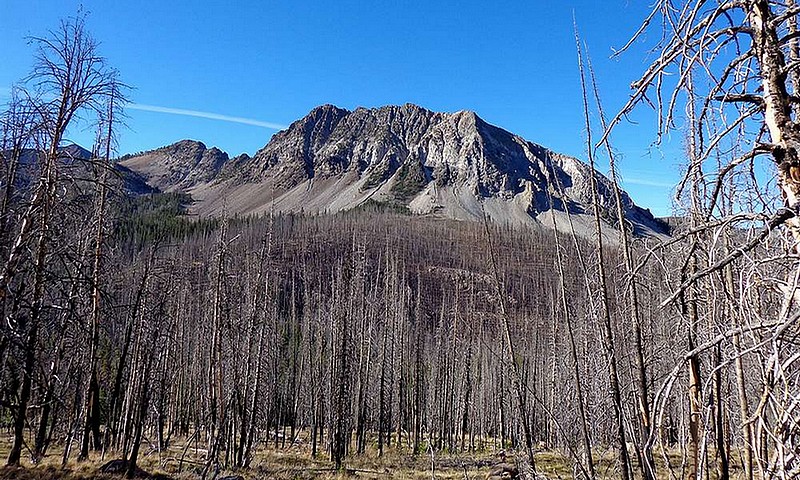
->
[609,1,800,477]
[576,26,633,480]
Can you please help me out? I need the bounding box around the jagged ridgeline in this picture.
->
[118,104,668,238]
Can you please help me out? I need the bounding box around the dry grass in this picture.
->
[0,431,754,479]
[0,432,514,480]
[0,465,121,480]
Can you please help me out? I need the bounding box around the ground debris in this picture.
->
[517,460,549,480]
[99,459,170,479]
[486,462,519,479]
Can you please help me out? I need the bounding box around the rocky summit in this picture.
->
[118,104,668,237]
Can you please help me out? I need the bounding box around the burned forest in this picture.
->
[4,2,800,480]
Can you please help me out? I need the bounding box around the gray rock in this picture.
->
[99,459,128,473]
[118,139,230,192]
[119,104,668,237]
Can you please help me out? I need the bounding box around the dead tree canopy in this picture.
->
[606,1,800,478]
[604,1,800,243]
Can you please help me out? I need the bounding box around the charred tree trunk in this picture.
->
[7,321,37,466]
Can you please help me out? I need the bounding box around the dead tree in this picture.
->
[1,14,119,299]
[80,82,125,461]
[3,14,120,467]
[576,33,632,480]
[606,1,800,478]
[583,49,656,480]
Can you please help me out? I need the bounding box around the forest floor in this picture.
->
[0,433,553,480]
[0,433,746,479]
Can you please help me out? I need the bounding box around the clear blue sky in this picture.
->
[0,0,680,216]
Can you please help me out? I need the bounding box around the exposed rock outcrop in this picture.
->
[118,104,668,237]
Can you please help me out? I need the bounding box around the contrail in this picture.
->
[129,103,287,130]
[623,177,674,188]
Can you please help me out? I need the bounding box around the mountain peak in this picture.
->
[301,104,350,127]
[119,104,667,237]
[310,103,348,114]
[118,138,229,192]
[169,139,207,149]
[59,143,93,160]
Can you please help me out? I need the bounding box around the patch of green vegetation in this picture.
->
[115,192,219,249]
[361,163,392,191]
[121,192,191,216]
[434,162,452,186]
[391,160,426,201]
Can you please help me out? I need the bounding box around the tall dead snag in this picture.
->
[681,78,709,480]
[240,227,272,468]
[545,184,596,480]
[331,246,357,470]
[80,82,124,461]
[584,52,655,480]
[203,219,230,478]
[105,251,152,455]
[378,249,396,457]
[412,274,424,456]
[126,266,175,480]
[0,89,40,467]
[480,207,537,473]
[605,1,800,477]
[576,32,632,480]
[2,14,120,467]
[1,14,118,298]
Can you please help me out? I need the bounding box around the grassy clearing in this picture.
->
[0,432,753,479]
[0,432,521,480]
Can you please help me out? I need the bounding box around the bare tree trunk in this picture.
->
[203,220,229,479]
[546,187,595,479]
[7,321,37,466]
[412,277,423,456]
[79,82,118,463]
[480,212,537,471]
[713,344,729,480]
[6,137,57,466]
[688,342,702,479]
[378,299,389,456]
[33,278,79,462]
[105,256,151,453]
[126,329,157,479]
[733,331,753,480]
[575,31,631,480]
[585,53,655,480]
[332,294,351,469]
[748,1,800,243]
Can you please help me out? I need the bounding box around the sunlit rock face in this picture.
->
[118,104,668,237]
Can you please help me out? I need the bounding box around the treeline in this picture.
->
[1,194,679,470]
[4,181,790,479]
[114,192,219,250]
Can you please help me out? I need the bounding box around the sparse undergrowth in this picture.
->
[0,433,545,480]
[0,433,750,479]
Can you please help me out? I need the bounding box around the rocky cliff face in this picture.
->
[118,140,229,192]
[118,104,668,237]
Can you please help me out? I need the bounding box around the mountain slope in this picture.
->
[118,104,668,237]
[117,140,229,192]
